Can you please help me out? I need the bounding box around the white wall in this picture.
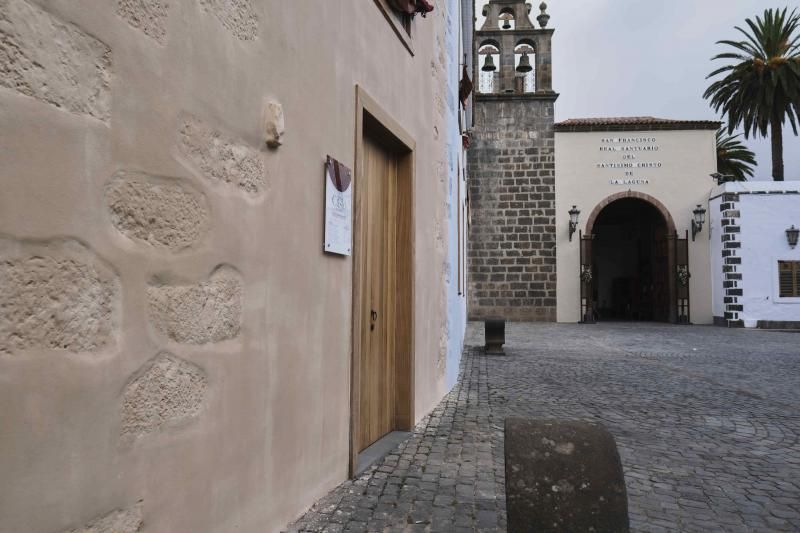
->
[555,128,717,324]
[711,182,800,325]
[444,0,468,389]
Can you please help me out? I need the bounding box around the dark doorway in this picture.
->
[591,198,670,321]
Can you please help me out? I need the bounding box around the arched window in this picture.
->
[498,8,515,30]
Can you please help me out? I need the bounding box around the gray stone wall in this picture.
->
[467,96,557,321]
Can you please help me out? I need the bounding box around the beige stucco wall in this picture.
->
[0,1,458,531]
[555,128,717,324]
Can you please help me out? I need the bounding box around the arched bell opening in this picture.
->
[587,197,675,323]
[498,8,516,30]
[514,41,536,94]
[478,42,500,94]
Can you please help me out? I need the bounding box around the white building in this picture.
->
[710,182,800,328]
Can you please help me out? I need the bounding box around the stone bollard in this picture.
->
[484,319,505,354]
[504,418,629,533]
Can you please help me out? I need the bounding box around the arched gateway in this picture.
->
[579,192,690,324]
[586,191,676,237]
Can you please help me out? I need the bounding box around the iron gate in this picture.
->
[579,231,595,323]
[675,231,690,324]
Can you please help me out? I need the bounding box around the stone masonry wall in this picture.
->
[467,97,557,321]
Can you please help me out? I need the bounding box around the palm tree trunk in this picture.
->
[771,117,784,181]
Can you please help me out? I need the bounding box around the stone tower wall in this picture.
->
[467,96,557,321]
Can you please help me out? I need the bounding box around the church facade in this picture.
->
[555,118,718,325]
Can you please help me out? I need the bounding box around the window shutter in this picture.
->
[778,261,800,297]
[796,263,800,297]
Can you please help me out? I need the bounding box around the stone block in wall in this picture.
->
[121,352,207,440]
[62,502,143,533]
[105,171,210,252]
[198,0,258,41]
[117,0,169,43]
[0,0,112,121]
[177,113,267,197]
[0,238,119,354]
[147,265,242,344]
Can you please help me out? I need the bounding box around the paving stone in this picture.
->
[288,323,800,532]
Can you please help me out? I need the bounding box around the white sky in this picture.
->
[475,0,800,181]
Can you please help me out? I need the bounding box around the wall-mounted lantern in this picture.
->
[787,225,799,249]
[568,205,580,242]
[691,204,706,241]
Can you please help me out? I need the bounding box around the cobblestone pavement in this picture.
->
[288,323,800,532]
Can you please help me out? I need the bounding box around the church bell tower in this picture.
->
[468,1,559,321]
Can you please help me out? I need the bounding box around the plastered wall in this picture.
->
[555,128,717,324]
[0,1,462,531]
[709,182,800,326]
[442,0,468,390]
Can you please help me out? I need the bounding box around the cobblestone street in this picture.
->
[289,323,800,532]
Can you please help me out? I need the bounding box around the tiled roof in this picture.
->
[555,117,721,132]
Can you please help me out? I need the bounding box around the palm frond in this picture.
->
[716,129,757,181]
[704,8,800,180]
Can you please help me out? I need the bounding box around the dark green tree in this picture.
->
[716,129,757,181]
[704,7,800,181]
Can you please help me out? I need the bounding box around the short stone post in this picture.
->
[504,418,629,533]
[484,319,505,354]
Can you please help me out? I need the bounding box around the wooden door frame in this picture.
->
[350,86,416,476]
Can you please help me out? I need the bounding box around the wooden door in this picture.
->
[359,135,397,451]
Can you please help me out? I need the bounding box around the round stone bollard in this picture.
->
[504,418,629,533]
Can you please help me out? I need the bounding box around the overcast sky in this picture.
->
[475,1,800,181]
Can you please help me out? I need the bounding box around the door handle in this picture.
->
[370,309,377,330]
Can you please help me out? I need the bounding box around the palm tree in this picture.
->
[716,129,757,181]
[704,7,800,181]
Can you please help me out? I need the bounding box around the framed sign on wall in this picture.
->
[324,156,353,256]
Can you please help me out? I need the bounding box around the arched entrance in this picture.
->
[580,192,689,324]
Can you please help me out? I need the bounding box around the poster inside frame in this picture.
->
[323,156,353,256]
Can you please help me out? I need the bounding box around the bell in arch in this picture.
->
[516,52,533,73]
[482,54,497,72]
[502,19,512,29]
